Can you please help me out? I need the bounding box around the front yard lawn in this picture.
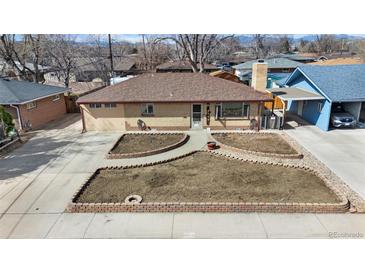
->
[110,133,185,154]
[213,133,298,155]
[76,152,340,204]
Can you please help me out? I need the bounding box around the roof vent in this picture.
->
[258,59,265,63]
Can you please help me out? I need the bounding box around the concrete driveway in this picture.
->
[286,125,365,199]
[0,115,364,239]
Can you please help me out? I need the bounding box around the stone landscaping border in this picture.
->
[106,132,189,159]
[211,131,303,159]
[67,151,349,214]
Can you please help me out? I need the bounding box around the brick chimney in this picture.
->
[251,60,268,92]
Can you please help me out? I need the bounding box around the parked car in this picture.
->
[330,105,356,128]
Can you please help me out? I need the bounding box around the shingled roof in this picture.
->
[233,58,303,70]
[0,78,68,104]
[77,73,272,103]
[289,65,365,102]
[156,60,218,72]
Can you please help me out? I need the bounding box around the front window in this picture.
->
[217,102,250,118]
[89,103,102,108]
[104,103,117,108]
[141,103,154,115]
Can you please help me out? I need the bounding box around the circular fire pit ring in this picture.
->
[125,194,143,204]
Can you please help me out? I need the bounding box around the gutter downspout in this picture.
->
[9,104,23,131]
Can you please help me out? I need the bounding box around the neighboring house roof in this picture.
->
[113,57,136,71]
[308,57,363,66]
[274,53,317,62]
[0,78,68,104]
[209,70,241,83]
[233,58,303,70]
[237,71,290,83]
[68,82,105,96]
[74,57,136,72]
[156,60,218,72]
[77,73,272,104]
[0,59,51,73]
[286,64,365,102]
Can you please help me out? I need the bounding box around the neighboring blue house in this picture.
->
[282,64,365,131]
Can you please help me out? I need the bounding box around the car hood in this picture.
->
[332,112,354,120]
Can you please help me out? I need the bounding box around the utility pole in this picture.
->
[108,34,114,84]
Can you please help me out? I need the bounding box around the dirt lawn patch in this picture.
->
[110,133,184,154]
[213,133,297,155]
[76,152,340,204]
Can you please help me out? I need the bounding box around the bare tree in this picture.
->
[251,34,268,59]
[0,34,45,82]
[315,35,337,54]
[44,35,79,87]
[209,36,242,61]
[352,40,365,61]
[140,35,171,70]
[278,35,292,53]
[156,34,234,72]
[82,35,111,83]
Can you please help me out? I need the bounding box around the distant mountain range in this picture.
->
[236,34,365,44]
[70,34,365,45]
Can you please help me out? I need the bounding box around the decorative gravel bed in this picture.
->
[75,152,341,204]
[212,132,298,155]
[107,133,188,158]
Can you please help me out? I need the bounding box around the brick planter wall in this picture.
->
[106,133,189,159]
[67,151,349,214]
[67,201,349,213]
[211,131,304,159]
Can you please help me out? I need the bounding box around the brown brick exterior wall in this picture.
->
[19,94,66,129]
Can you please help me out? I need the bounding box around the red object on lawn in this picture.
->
[207,141,217,150]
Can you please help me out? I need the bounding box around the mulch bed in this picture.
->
[76,152,340,204]
[110,133,185,154]
[212,133,298,155]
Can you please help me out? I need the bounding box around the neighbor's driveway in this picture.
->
[0,117,364,239]
[286,125,365,199]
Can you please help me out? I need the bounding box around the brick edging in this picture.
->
[210,131,303,159]
[66,151,349,214]
[106,133,189,159]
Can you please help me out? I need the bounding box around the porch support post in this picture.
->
[257,101,262,131]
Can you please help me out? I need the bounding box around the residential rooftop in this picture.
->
[156,60,218,71]
[288,64,365,102]
[0,78,68,104]
[308,57,363,66]
[77,72,272,103]
[233,58,303,70]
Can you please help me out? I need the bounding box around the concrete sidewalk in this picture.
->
[1,212,364,239]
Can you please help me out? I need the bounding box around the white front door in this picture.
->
[191,104,202,128]
[297,101,304,116]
